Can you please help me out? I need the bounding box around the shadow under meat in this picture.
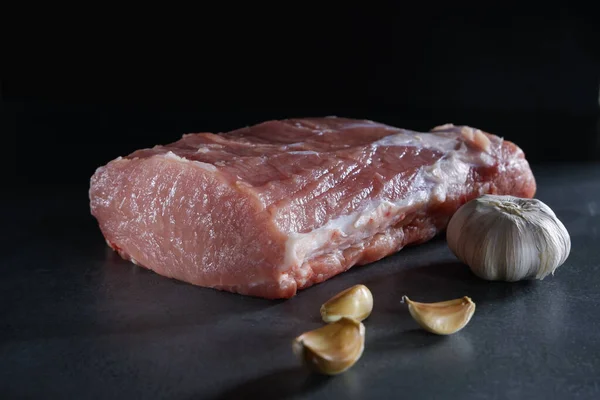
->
[211,367,331,400]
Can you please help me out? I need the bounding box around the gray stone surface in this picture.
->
[1,163,599,399]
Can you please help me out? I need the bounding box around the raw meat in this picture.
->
[89,117,536,299]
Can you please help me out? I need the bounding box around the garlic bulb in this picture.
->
[446,194,571,281]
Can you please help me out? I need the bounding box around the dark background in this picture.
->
[3,3,600,189]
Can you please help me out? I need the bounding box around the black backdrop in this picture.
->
[3,3,600,188]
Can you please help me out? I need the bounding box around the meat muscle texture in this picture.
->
[89,118,536,299]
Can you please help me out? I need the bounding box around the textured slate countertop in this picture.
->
[2,163,600,399]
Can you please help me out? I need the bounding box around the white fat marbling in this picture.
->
[373,131,459,153]
[287,150,320,156]
[282,133,486,277]
[162,151,217,172]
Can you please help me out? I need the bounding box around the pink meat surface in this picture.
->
[89,117,536,299]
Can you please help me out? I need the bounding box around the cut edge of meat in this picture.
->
[89,152,296,298]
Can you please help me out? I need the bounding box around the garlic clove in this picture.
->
[320,284,374,323]
[292,317,366,375]
[403,296,476,335]
[446,194,571,282]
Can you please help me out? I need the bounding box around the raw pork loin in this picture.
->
[89,117,536,299]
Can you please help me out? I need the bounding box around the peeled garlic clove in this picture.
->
[292,317,366,375]
[446,194,571,282]
[403,296,476,335]
[320,284,374,323]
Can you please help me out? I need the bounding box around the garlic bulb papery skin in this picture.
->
[446,194,571,282]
